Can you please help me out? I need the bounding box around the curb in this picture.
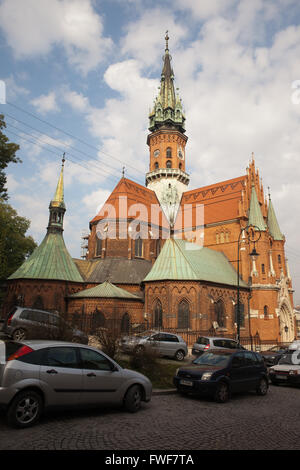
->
[152,389,177,395]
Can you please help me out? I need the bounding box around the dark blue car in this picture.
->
[174,349,268,403]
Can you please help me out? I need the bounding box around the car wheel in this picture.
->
[124,385,143,413]
[256,377,269,396]
[214,382,229,403]
[12,328,27,341]
[175,350,185,361]
[7,390,43,428]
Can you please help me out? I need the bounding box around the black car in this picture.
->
[174,349,269,403]
[261,345,289,367]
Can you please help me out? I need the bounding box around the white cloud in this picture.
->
[0,0,113,73]
[31,91,59,114]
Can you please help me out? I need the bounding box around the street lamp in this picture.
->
[236,225,261,344]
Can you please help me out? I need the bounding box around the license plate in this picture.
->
[276,375,287,380]
[180,379,193,386]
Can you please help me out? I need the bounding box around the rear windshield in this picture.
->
[4,341,23,361]
[196,337,209,345]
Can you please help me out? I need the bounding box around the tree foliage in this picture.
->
[0,113,20,200]
[0,201,37,280]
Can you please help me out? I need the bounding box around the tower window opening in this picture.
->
[166,160,172,168]
[166,147,172,158]
[261,263,265,274]
[278,254,281,264]
[135,237,143,258]
[154,162,159,169]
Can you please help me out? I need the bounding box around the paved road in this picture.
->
[0,384,300,451]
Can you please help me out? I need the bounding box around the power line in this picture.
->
[5,120,129,184]
[5,127,118,183]
[6,101,146,177]
[4,112,145,185]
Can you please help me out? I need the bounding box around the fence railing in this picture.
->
[67,312,292,352]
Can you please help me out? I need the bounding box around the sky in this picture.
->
[0,0,300,305]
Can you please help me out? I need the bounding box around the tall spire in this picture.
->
[248,183,267,231]
[51,153,65,209]
[267,191,284,240]
[47,155,66,234]
[149,33,185,133]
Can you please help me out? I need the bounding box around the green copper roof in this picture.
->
[248,185,267,231]
[68,281,141,299]
[143,239,248,288]
[267,198,284,240]
[8,232,83,283]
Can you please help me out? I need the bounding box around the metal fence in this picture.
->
[67,311,292,352]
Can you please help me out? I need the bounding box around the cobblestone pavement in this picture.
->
[0,384,299,451]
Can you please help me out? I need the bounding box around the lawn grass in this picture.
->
[117,355,180,389]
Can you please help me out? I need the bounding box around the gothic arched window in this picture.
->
[178,299,190,329]
[92,310,106,330]
[121,312,130,333]
[96,237,102,257]
[135,237,143,258]
[215,299,225,328]
[166,160,172,168]
[153,299,163,329]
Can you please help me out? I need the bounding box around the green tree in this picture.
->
[0,113,20,200]
[0,201,37,280]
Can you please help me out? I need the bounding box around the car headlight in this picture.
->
[269,368,275,374]
[289,370,299,375]
[201,372,213,381]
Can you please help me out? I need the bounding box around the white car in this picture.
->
[269,347,300,386]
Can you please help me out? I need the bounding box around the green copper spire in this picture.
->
[149,32,185,133]
[267,193,284,240]
[8,156,83,283]
[248,184,267,231]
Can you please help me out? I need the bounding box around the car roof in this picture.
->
[198,336,239,341]
[7,339,87,349]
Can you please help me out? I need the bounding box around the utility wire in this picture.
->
[5,120,130,184]
[5,127,119,183]
[6,101,146,177]
[5,113,144,185]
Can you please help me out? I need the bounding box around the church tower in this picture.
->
[146,33,189,227]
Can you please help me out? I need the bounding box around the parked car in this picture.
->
[120,332,188,361]
[269,347,300,386]
[260,345,289,367]
[192,336,244,356]
[0,339,152,428]
[288,340,300,350]
[174,349,268,403]
[2,307,88,344]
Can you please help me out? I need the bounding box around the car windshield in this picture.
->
[278,352,298,365]
[193,351,231,367]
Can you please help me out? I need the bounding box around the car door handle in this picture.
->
[46,369,58,374]
[87,372,96,377]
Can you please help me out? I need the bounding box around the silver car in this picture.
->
[0,340,152,428]
[120,331,188,361]
[192,336,243,356]
[2,306,88,344]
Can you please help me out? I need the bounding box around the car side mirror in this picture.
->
[110,364,119,372]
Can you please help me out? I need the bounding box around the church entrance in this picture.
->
[279,302,295,343]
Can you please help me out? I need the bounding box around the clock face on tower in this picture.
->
[154,149,160,158]
[177,146,184,160]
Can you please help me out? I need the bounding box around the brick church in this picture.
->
[4,35,296,344]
